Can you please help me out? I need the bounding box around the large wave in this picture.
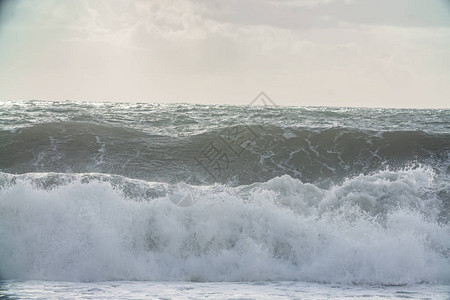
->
[1,122,449,185]
[0,169,449,284]
[1,102,449,285]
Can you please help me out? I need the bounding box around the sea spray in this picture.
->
[0,169,449,284]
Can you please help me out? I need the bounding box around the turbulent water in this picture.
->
[0,100,449,293]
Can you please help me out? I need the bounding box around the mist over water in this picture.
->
[0,100,449,284]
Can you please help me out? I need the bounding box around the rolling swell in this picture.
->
[1,122,449,185]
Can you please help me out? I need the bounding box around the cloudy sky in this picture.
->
[0,0,449,108]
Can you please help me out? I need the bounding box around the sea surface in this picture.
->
[0,100,449,299]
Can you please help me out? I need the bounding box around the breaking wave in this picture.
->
[0,169,449,284]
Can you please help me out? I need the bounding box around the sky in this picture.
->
[0,0,449,108]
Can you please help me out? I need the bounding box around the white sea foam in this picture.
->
[0,168,449,284]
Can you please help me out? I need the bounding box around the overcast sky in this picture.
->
[0,0,449,108]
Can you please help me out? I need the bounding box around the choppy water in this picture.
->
[0,100,449,298]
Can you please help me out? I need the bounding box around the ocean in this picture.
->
[0,100,449,299]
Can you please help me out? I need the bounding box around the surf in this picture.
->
[0,168,448,284]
